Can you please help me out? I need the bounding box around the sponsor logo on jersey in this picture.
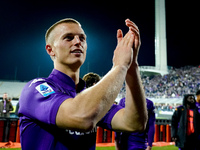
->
[36,82,55,97]
[65,128,96,135]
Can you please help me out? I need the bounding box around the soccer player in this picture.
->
[115,98,155,150]
[18,18,147,150]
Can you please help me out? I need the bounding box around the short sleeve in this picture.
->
[19,80,72,125]
[97,104,123,130]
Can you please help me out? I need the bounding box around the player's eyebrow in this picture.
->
[62,33,87,39]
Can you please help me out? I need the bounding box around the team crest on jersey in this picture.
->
[36,82,55,97]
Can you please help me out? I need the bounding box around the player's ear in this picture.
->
[46,45,55,57]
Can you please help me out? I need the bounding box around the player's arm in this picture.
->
[111,19,148,132]
[56,29,135,131]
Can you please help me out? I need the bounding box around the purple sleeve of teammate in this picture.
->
[98,104,123,130]
[146,99,155,147]
[119,97,125,107]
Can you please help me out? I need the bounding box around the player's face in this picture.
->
[51,23,87,68]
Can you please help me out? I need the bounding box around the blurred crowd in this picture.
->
[153,103,181,112]
[142,66,200,98]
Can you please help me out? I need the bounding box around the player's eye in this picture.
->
[79,36,86,41]
[64,35,74,41]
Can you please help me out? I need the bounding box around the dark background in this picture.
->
[0,0,199,81]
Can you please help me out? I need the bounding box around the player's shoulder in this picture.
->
[25,78,47,89]
[21,77,58,98]
[175,105,184,111]
[23,77,56,93]
[29,78,46,85]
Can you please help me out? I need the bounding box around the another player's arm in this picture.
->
[56,30,134,131]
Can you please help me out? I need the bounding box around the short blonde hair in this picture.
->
[45,18,81,44]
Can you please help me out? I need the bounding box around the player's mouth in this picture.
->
[70,49,83,54]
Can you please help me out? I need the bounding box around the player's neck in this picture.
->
[69,71,80,85]
[54,63,80,85]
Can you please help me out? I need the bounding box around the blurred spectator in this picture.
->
[171,94,200,150]
[0,93,14,117]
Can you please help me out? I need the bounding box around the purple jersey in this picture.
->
[116,98,155,150]
[18,69,122,150]
[196,102,200,113]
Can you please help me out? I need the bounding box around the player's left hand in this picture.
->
[125,19,141,64]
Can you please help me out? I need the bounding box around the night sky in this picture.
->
[0,0,199,81]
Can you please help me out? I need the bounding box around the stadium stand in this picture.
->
[1,66,199,100]
[142,66,200,98]
[0,81,26,98]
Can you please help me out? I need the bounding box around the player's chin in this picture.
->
[69,58,85,68]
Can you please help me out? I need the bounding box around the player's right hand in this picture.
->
[112,29,134,70]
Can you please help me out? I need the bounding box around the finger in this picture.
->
[127,24,139,34]
[125,19,138,29]
[126,21,139,30]
[134,34,140,48]
[123,31,134,47]
[128,33,135,48]
[125,19,139,33]
[128,26,141,49]
[117,29,123,43]
[129,26,139,35]
[132,28,140,45]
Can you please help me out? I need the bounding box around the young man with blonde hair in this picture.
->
[19,18,147,150]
